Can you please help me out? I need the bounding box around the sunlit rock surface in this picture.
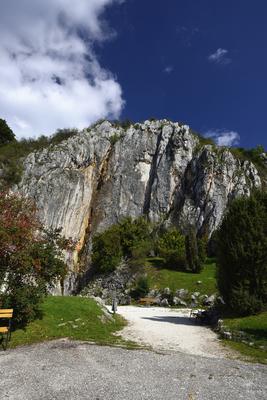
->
[18,120,262,289]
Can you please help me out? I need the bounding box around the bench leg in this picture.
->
[1,333,8,351]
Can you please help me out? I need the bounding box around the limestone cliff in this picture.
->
[17,120,262,289]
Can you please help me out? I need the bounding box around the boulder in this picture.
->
[160,298,169,307]
[175,289,188,299]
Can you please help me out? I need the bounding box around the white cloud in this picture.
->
[0,0,124,138]
[164,66,174,74]
[204,130,240,147]
[208,48,231,65]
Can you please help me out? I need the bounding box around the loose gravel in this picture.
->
[114,306,231,358]
[0,339,266,400]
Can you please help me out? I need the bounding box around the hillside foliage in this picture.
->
[0,127,78,189]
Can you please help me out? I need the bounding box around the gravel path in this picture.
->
[0,339,266,400]
[113,306,231,358]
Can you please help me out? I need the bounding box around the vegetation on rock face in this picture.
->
[216,190,267,316]
[0,192,72,328]
[0,127,78,189]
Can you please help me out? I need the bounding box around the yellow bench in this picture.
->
[0,309,13,350]
[139,297,158,306]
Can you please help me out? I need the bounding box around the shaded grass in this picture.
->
[10,296,127,348]
[223,312,267,364]
[144,257,217,295]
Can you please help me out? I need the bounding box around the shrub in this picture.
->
[157,228,186,270]
[185,227,201,273]
[118,217,152,258]
[92,225,122,274]
[130,276,149,300]
[91,217,152,274]
[109,134,121,146]
[197,235,208,265]
[216,190,267,316]
[0,193,69,327]
[0,119,15,146]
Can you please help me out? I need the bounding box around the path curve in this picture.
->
[114,306,231,358]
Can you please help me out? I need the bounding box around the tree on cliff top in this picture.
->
[0,119,15,146]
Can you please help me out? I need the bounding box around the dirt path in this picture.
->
[114,306,231,358]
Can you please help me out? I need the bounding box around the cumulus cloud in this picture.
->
[208,48,231,65]
[205,130,240,147]
[0,0,124,138]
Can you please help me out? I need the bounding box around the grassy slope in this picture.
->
[222,312,267,364]
[144,258,267,364]
[10,296,126,348]
[144,258,217,295]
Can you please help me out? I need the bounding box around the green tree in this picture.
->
[185,227,201,273]
[216,191,267,316]
[0,193,69,327]
[118,216,152,257]
[130,276,149,300]
[0,119,15,146]
[157,228,186,270]
[91,225,122,273]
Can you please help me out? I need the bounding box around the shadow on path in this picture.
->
[141,315,208,327]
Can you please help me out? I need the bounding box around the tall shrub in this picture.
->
[157,228,186,269]
[216,190,267,316]
[0,193,69,327]
[185,227,201,273]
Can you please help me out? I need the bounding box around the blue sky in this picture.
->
[99,0,267,148]
[0,0,266,149]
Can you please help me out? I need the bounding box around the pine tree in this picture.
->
[0,119,15,146]
[216,190,267,316]
[185,226,202,273]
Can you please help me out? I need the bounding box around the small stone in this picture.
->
[175,289,188,299]
[173,297,187,307]
[223,331,232,340]
[163,287,171,295]
[197,281,202,285]
[160,298,169,307]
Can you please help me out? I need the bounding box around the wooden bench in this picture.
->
[0,309,13,350]
[139,297,158,306]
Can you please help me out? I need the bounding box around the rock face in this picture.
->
[17,120,262,290]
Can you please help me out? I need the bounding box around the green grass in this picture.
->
[144,257,217,295]
[222,312,267,364]
[10,296,127,348]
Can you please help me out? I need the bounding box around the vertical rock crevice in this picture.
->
[143,130,163,215]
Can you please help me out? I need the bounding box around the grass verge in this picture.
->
[9,296,127,349]
[222,312,267,364]
[144,257,217,295]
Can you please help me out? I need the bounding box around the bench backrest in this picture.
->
[0,309,13,319]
